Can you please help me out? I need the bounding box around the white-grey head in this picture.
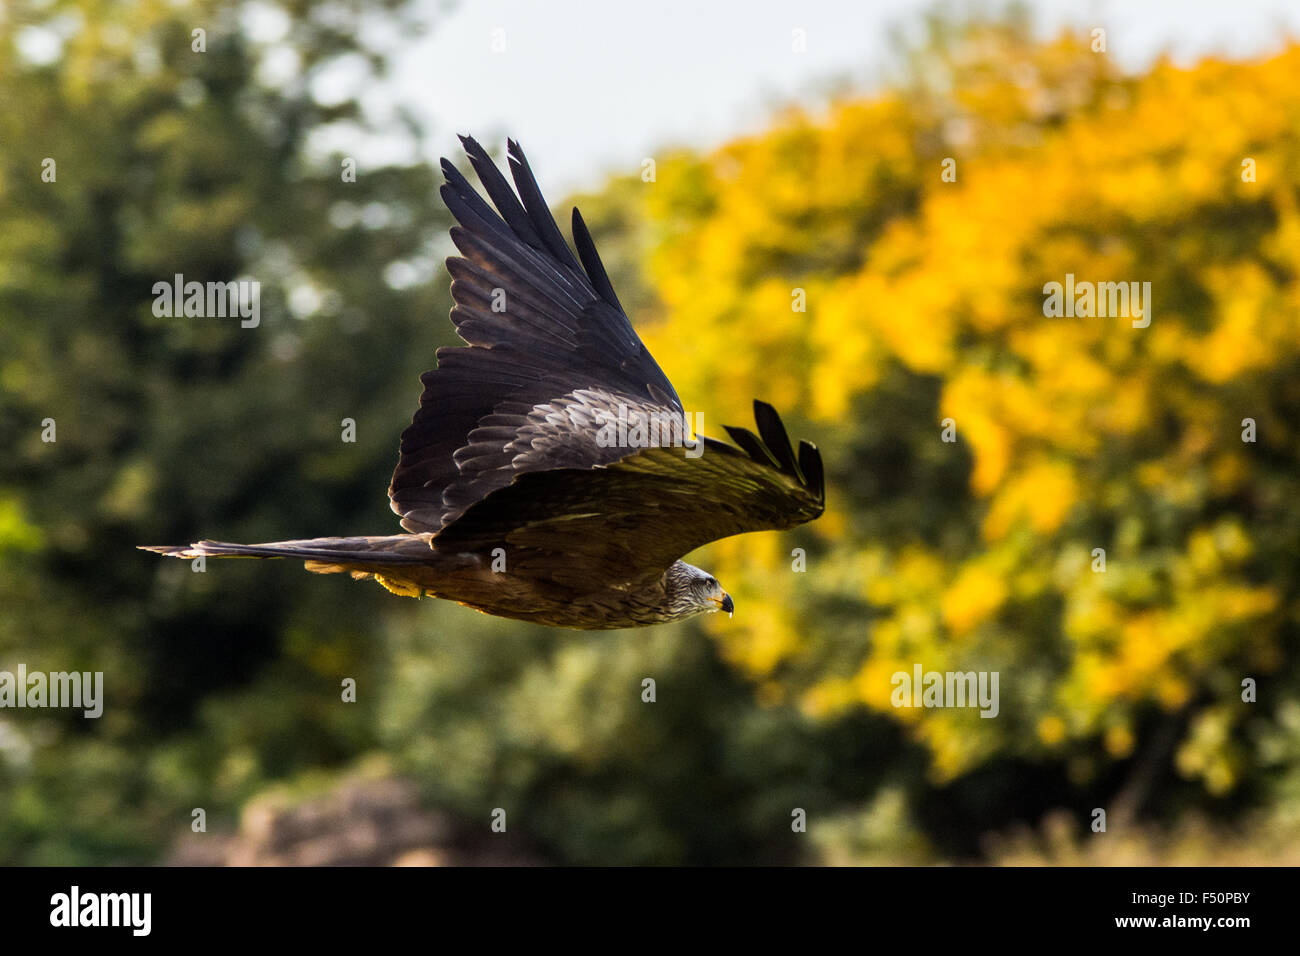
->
[661,561,734,621]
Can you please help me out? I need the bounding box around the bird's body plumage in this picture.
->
[143,136,824,629]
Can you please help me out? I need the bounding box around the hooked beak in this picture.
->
[720,593,734,617]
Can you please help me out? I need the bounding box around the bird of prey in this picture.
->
[143,136,824,629]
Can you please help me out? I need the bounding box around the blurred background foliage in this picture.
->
[2,0,1298,864]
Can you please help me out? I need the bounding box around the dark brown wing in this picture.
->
[431,400,825,587]
[389,135,682,533]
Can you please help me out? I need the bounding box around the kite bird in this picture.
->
[142,137,825,629]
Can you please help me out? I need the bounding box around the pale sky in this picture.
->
[357,0,1300,193]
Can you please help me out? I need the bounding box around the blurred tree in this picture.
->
[627,18,1300,855]
[0,0,447,863]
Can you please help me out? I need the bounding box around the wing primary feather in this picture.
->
[753,399,802,480]
[723,425,778,468]
[506,139,585,274]
[457,134,547,252]
[571,207,625,313]
[798,439,825,502]
[439,163,513,243]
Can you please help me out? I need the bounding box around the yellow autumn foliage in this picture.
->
[619,27,1299,792]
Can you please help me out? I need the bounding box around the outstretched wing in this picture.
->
[431,400,825,587]
[389,136,682,533]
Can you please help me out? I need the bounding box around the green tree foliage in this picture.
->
[0,0,446,863]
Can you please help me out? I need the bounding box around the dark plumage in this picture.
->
[142,136,825,629]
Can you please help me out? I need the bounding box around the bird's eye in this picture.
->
[706,576,717,588]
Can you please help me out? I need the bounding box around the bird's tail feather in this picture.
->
[138,535,433,564]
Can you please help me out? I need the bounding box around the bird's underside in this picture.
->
[142,136,825,630]
[146,534,693,629]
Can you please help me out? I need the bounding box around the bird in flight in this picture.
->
[143,137,824,629]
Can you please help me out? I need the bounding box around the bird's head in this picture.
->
[663,561,734,621]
